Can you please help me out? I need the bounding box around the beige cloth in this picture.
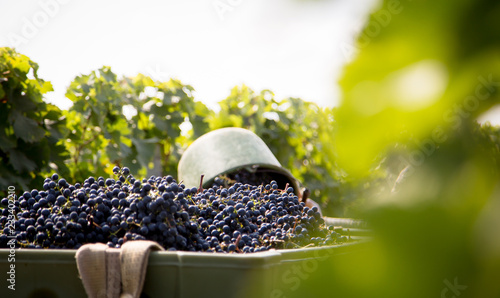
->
[76,240,164,298]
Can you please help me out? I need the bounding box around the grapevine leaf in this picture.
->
[132,137,158,169]
[9,110,46,142]
[120,140,132,158]
[0,132,16,151]
[13,58,30,78]
[99,67,117,82]
[152,114,168,132]
[106,142,121,162]
[40,81,53,93]
[8,149,37,173]
[11,93,37,113]
[43,104,64,120]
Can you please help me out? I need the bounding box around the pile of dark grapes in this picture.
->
[211,168,280,189]
[0,167,347,252]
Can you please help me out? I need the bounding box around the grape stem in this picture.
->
[198,174,204,193]
[234,234,242,253]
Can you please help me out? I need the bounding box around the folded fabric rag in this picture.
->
[76,240,164,298]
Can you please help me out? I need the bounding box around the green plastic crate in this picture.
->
[0,240,368,298]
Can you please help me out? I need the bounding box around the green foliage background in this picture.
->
[0,47,353,217]
[0,48,68,191]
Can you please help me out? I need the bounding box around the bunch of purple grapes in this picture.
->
[0,167,345,252]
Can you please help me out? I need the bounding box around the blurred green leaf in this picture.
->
[9,110,46,142]
[8,149,37,173]
[0,132,16,151]
[132,137,158,169]
[335,0,500,178]
[307,0,500,297]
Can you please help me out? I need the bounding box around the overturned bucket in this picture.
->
[178,127,302,197]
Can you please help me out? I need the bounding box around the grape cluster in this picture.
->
[0,167,346,252]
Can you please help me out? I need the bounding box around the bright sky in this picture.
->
[0,0,374,111]
[2,0,499,125]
